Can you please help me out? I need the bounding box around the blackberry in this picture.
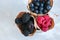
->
[15,18,22,24]
[23,30,30,36]
[21,16,35,36]
[21,13,31,23]
[28,21,35,34]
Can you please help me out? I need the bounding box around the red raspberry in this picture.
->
[41,27,48,32]
[36,16,45,24]
[44,15,50,20]
[36,15,52,32]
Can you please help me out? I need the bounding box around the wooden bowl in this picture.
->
[27,0,53,16]
[33,14,54,31]
[15,12,36,36]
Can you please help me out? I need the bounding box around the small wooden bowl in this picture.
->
[15,12,36,36]
[27,0,53,16]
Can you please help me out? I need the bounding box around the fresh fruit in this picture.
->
[29,0,52,14]
[15,18,22,24]
[36,15,52,32]
[22,13,31,23]
[21,17,35,36]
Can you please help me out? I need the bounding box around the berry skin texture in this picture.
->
[22,13,31,23]
[36,15,52,32]
[15,18,22,24]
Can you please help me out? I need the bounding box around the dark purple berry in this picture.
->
[15,18,22,24]
[22,13,31,23]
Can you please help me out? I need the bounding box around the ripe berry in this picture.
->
[23,30,30,36]
[15,18,22,24]
[36,15,52,32]
[47,5,52,10]
[35,10,39,13]
[27,21,35,34]
[22,13,31,23]
[29,0,52,14]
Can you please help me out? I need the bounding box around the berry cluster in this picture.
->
[15,13,35,36]
[29,0,52,14]
[15,0,54,36]
[36,15,52,32]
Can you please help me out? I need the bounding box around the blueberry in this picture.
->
[47,1,50,4]
[15,18,22,24]
[43,9,47,14]
[40,7,43,11]
[41,3,44,7]
[30,7,35,11]
[35,6,38,9]
[29,3,34,8]
[33,0,40,2]
[22,13,31,23]
[35,10,39,13]
[36,2,40,6]
[39,11,43,14]
[47,5,51,10]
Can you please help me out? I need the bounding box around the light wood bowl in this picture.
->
[27,0,53,16]
[15,12,36,36]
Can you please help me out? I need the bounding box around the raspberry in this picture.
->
[36,15,52,32]
[36,16,45,24]
[44,15,50,20]
[41,27,48,32]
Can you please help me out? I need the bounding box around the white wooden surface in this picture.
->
[0,0,60,40]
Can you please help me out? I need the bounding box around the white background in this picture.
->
[0,0,60,40]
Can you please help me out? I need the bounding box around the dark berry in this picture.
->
[23,30,30,36]
[47,5,51,10]
[35,6,38,9]
[46,0,50,5]
[33,0,40,2]
[30,7,35,11]
[40,7,43,11]
[29,0,52,14]
[40,3,44,7]
[39,11,43,14]
[35,10,39,13]
[35,2,40,6]
[29,3,34,8]
[22,13,31,23]
[28,21,35,34]
[15,18,22,24]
